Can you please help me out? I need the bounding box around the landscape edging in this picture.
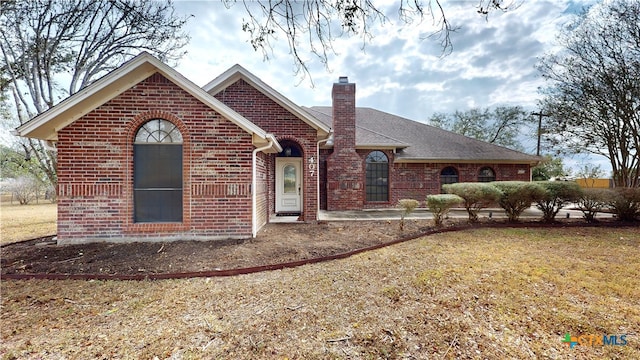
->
[1,221,631,281]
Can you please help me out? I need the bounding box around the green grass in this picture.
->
[1,202,57,244]
[1,226,639,359]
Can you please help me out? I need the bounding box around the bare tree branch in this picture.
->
[223,0,516,80]
[0,0,191,187]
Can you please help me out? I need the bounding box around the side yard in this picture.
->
[1,227,639,359]
[0,202,57,245]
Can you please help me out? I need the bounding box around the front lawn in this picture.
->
[1,227,638,359]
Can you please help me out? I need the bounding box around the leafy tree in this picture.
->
[223,0,518,78]
[532,155,568,181]
[0,0,190,187]
[537,0,640,187]
[0,145,46,180]
[428,106,533,151]
[1,145,53,203]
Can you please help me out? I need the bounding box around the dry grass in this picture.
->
[0,202,57,245]
[1,227,639,359]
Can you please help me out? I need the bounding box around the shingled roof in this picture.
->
[304,106,540,164]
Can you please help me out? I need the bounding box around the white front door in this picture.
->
[276,158,302,213]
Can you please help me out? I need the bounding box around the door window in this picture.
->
[283,164,297,193]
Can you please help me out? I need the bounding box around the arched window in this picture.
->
[134,119,183,222]
[478,167,496,182]
[440,166,459,187]
[366,151,388,202]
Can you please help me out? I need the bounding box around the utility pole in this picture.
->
[531,112,549,156]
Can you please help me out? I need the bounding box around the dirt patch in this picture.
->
[1,220,429,277]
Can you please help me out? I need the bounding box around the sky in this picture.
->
[173,0,564,117]
[171,0,606,173]
[0,0,605,173]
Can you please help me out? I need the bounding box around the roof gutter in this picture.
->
[393,158,540,166]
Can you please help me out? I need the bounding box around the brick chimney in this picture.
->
[331,76,356,152]
[326,76,363,210]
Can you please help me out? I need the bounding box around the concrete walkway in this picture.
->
[318,205,613,221]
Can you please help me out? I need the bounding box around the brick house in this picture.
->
[16,53,539,244]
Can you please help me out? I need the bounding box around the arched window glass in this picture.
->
[440,166,459,186]
[135,119,183,143]
[134,119,183,222]
[366,151,389,202]
[478,167,496,182]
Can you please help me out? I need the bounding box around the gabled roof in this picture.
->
[15,52,282,152]
[306,106,540,165]
[203,64,331,137]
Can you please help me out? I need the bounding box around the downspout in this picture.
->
[252,138,275,238]
[316,133,333,217]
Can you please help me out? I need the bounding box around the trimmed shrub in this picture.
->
[535,181,583,222]
[491,181,546,222]
[577,188,610,222]
[443,182,502,222]
[426,194,463,226]
[397,199,420,231]
[608,188,640,221]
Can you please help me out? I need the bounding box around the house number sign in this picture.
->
[309,156,316,176]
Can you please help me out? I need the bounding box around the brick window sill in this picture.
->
[125,222,189,234]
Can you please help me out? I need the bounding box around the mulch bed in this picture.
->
[1,218,633,280]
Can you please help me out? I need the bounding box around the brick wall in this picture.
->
[56,73,256,243]
[319,146,531,209]
[389,162,531,206]
[214,79,320,220]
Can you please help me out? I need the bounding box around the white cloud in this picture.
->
[172,0,610,172]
